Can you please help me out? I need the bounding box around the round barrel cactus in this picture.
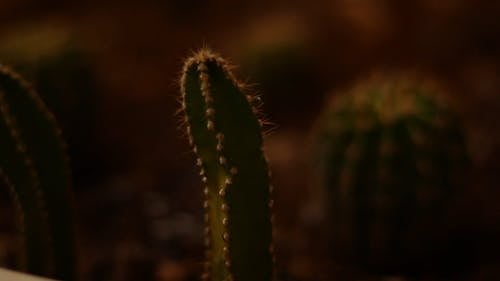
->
[313,74,470,275]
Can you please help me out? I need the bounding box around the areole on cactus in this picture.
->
[179,48,275,281]
[312,73,470,274]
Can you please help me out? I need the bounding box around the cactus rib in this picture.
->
[180,49,274,281]
[0,65,74,280]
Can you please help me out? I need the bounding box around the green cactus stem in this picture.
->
[313,74,469,274]
[0,23,100,185]
[0,65,74,280]
[179,49,274,281]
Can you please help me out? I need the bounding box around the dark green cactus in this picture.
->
[0,65,74,280]
[0,24,100,184]
[179,49,274,281]
[313,74,469,274]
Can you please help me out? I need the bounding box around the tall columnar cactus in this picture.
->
[179,49,274,281]
[0,65,74,280]
[0,23,100,185]
[313,74,469,274]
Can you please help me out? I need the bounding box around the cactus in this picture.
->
[179,49,274,281]
[0,65,74,280]
[0,23,100,184]
[313,74,469,274]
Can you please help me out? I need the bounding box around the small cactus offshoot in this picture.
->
[0,65,74,280]
[313,74,470,274]
[179,49,274,281]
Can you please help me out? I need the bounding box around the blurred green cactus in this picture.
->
[0,66,74,280]
[179,49,274,281]
[0,23,100,185]
[0,23,96,116]
[312,74,470,274]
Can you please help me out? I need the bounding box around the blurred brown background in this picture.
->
[0,1,499,280]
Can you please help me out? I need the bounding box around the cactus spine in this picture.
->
[180,49,274,281]
[313,74,469,274]
[0,65,74,280]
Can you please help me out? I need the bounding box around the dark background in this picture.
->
[0,1,499,280]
